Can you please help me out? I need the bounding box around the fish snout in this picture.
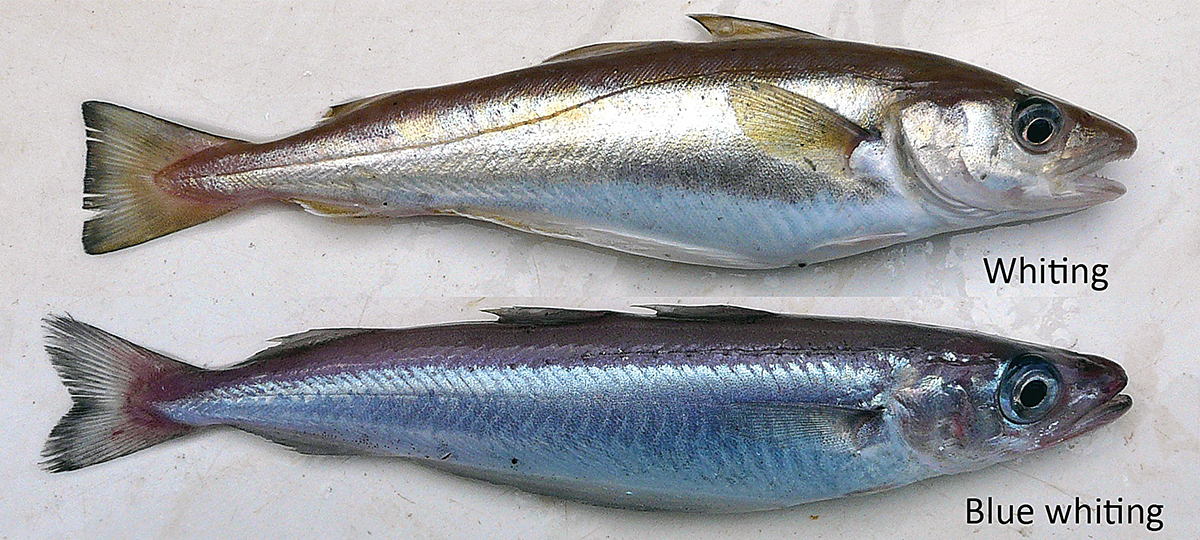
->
[1057,353,1131,443]
[1095,113,1137,161]
[1079,352,1128,398]
[1074,109,1138,164]
[1112,122,1138,161]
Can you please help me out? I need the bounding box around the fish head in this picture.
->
[892,335,1130,474]
[896,86,1136,221]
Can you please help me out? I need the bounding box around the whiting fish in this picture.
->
[80,15,1135,267]
[43,306,1130,511]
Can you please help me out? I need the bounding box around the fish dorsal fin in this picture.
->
[727,402,885,453]
[689,14,826,41]
[543,41,658,63]
[728,81,872,170]
[637,304,778,322]
[320,94,391,124]
[544,15,823,64]
[235,328,376,367]
[484,307,613,326]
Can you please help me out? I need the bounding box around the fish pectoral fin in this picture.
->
[484,307,614,326]
[291,198,375,218]
[689,14,827,41]
[635,304,777,322]
[543,41,658,63]
[727,402,885,453]
[729,81,872,170]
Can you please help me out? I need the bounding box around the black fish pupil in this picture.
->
[1025,117,1055,145]
[1018,379,1048,408]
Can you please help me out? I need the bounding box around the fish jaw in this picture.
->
[1008,171,1127,213]
[1032,110,1137,212]
[1009,102,1137,214]
[1061,172,1128,205]
[1039,352,1131,448]
[1060,393,1132,443]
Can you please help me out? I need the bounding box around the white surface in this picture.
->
[0,1,1196,539]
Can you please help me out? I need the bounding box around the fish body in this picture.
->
[43,306,1131,511]
[82,15,1135,267]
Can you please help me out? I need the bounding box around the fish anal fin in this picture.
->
[689,14,826,41]
[484,307,613,326]
[728,402,885,453]
[543,41,658,63]
[637,304,777,322]
[435,207,775,268]
[729,81,872,170]
[238,426,366,456]
[291,198,375,218]
[808,232,910,261]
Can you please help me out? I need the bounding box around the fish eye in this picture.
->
[1013,97,1063,152]
[998,354,1061,424]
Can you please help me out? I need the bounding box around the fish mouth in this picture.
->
[1014,156,1128,213]
[1009,172,1125,214]
[1037,136,1135,210]
[1059,173,1127,205]
[1062,393,1132,442]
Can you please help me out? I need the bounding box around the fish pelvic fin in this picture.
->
[82,101,243,254]
[42,315,201,472]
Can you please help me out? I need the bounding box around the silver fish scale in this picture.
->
[141,314,1014,513]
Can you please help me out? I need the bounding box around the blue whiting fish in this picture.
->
[43,306,1130,511]
[80,15,1136,268]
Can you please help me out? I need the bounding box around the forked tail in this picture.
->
[82,101,244,254]
[42,316,201,472]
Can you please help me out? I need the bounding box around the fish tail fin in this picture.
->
[82,101,243,254]
[42,315,202,472]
